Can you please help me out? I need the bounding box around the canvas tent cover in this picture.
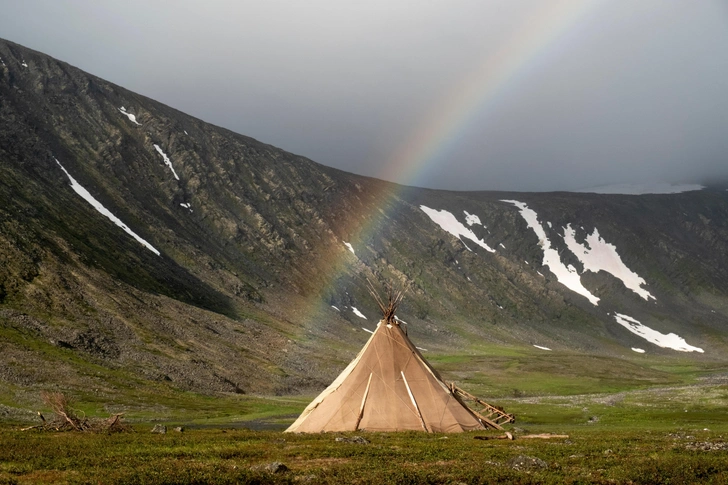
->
[286,320,486,433]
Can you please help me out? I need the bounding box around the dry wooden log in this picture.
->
[20,425,43,431]
[475,432,568,441]
[474,432,514,440]
[519,434,569,439]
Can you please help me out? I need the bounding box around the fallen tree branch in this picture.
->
[30,392,132,433]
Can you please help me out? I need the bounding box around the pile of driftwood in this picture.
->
[21,391,132,433]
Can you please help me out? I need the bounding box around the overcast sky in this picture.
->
[2,1,727,191]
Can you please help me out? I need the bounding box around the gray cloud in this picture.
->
[1,0,727,191]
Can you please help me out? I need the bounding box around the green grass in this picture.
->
[1,386,728,483]
[3,349,728,483]
[3,346,726,424]
[427,349,716,399]
[25,392,310,429]
[2,405,728,484]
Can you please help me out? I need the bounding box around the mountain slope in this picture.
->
[1,39,727,410]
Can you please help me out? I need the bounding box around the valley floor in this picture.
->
[2,381,728,484]
[2,350,728,483]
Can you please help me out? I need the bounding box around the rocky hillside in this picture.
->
[1,39,727,407]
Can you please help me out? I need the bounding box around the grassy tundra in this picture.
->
[2,349,728,484]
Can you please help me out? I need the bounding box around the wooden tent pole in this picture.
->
[401,371,429,432]
[355,373,373,431]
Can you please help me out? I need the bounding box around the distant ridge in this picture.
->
[574,183,705,195]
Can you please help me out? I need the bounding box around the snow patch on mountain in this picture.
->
[563,225,654,301]
[118,107,141,125]
[463,211,482,226]
[179,202,192,212]
[613,313,703,353]
[153,144,180,180]
[420,206,495,253]
[344,242,355,255]
[533,345,552,351]
[352,307,367,319]
[55,159,160,256]
[503,200,599,305]
[632,348,646,353]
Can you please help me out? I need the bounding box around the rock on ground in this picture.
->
[507,455,548,471]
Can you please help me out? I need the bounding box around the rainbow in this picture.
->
[297,0,605,331]
[382,0,604,188]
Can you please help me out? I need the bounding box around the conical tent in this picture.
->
[286,319,492,433]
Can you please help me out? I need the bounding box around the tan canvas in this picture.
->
[286,321,486,433]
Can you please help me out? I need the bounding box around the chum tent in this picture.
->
[286,286,513,433]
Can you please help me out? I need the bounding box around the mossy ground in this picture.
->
[2,351,728,484]
[2,413,727,484]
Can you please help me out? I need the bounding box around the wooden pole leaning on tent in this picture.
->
[449,383,516,430]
